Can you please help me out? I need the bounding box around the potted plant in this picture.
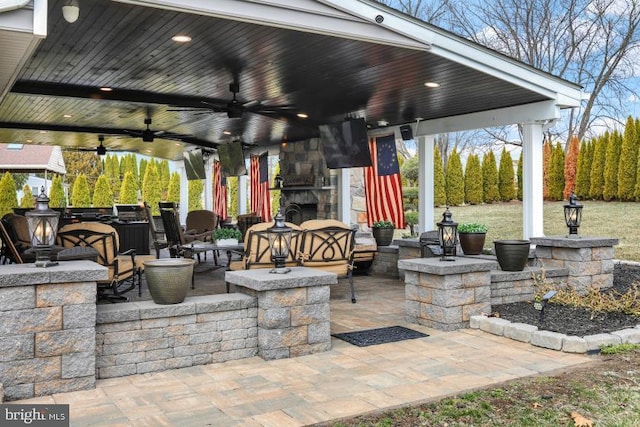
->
[457,222,488,255]
[372,220,395,246]
[213,227,242,246]
[404,211,419,237]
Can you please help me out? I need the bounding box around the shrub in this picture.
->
[372,220,394,228]
[458,222,488,233]
[214,228,242,241]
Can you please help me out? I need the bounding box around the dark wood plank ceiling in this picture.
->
[0,0,550,160]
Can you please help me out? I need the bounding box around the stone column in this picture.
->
[226,267,337,360]
[398,257,498,331]
[531,236,618,293]
[0,261,106,401]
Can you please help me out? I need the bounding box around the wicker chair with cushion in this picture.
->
[0,218,26,264]
[236,213,262,243]
[1,213,35,262]
[56,222,140,301]
[185,209,219,263]
[298,219,357,303]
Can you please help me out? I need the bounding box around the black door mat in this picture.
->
[332,326,429,347]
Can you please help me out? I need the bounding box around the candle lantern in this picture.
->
[25,187,60,267]
[563,192,583,237]
[267,210,293,273]
[437,206,457,261]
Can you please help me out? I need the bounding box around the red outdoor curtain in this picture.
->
[250,152,272,222]
[213,161,227,220]
[364,134,405,229]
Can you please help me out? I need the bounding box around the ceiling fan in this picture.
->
[168,81,296,119]
[64,135,136,155]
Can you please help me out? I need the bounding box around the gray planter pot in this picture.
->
[493,240,531,271]
[144,258,195,304]
[459,232,486,255]
[372,227,394,246]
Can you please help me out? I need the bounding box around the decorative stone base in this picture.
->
[227,267,337,360]
[399,257,498,331]
[531,236,618,293]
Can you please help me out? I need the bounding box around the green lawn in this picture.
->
[416,201,639,261]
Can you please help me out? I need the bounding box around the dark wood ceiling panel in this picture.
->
[0,0,553,159]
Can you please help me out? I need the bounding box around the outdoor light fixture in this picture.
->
[26,187,60,267]
[267,210,293,274]
[437,206,457,261]
[534,290,557,323]
[274,174,283,190]
[62,0,79,23]
[564,192,583,237]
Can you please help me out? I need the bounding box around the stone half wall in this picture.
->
[95,294,258,379]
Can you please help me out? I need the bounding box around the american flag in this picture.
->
[213,161,227,220]
[364,134,405,228]
[250,152,272,222]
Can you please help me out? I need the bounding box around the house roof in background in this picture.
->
[0,143,67,174]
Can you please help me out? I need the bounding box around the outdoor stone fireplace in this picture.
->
[279,138,338,222]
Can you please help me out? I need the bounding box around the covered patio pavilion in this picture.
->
[0,0,586,237]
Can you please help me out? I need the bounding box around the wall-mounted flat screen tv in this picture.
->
[183,149,207,180]
[217,140,247,176]
[319,118,372,169]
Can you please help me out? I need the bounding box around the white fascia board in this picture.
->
[113,0,430,49]
[411,100,561,136]
[0,0,46,35]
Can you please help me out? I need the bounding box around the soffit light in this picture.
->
[172,35,192,43]
[100,87,113,92]
[424,82,440,88]
[62,0,79,23]
[296,113,308,119]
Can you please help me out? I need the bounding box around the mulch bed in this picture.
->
[494,265,640,336]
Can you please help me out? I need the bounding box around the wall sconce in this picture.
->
[267,210,293,273]
[62,0,79,23]
[437,206,457,261]
[564,192,583,237]
[25,187,60,267]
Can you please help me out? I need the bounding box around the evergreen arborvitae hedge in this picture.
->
[167,172,181,204]
[445,149,464,206]
[482,150,499,203]
[433,147,446,206]
[618,116,638,201]
[603,131,622,201]
[589,134,607,200]
[517,151,523,200]
[498,148,516,201]
[119,172,139,204]
[71,174,91,207]
[159,160,170,200]
[139,158,148,189]
[542,142,552,199]
[0,172,18,217]
[49,175,66,208]
[93,175,114,207]
[464,153,483,204]
[142,164,162,215]
[575,140,592,199]
[188,179,204,211]
[563,135,579,199]
[227,176,238,219]
[19,185,34,208]
[547,143,565,201]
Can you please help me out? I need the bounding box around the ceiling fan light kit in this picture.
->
[62,0,79,23]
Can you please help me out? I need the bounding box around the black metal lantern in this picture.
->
[274,174,283,189]
[437,206,457,261]
[25,187,60,267]
[564,192,583,237]
[267,210,293,274]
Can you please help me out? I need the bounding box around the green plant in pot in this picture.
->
[213,227,242,243]
[372,220,395,246]
[404,211,419,237]
[457,222,488,255]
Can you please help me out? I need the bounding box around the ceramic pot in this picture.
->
[372,227,394,246]
[144,258,195,304]
[494,240,530,271]
[459,232,486,255]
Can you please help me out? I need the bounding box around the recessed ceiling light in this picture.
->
[223,130,231,135]
[424,82,440,88]
[39,130,47,134]
[172,34,192,43]
[377,120,389,127]
[63,114,72,118]
[296,113,308,119]
[100,87,113,92]
[26,139,32,143]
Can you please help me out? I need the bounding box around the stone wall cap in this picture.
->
[530,236,619,248]
[226,266,337,291]
[491,266,569,282]
[0,261,107,287]
[398,256,498,275]
[394,239,420,248]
